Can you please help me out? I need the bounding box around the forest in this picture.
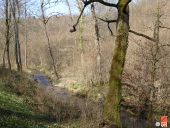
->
[0,0,169,128]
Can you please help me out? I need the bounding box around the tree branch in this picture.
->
[83,0,117,8]
[159,26,170,30]
[129,29,156,42]
[97,17,117,35]
[98,17,117,23]
[70,0,117,33]
[70,4,86,32]
[160,44,170,48]
[96,17,157,42]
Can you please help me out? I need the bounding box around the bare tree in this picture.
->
[3,0,12,70]
[24,0,28,68]
[136,0,170,121]
[40,0,59,79]
[91,3,102,84]
[10,0,22,71]
[76,0,85,77]
[2,43,6,68]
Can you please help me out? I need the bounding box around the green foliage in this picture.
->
[0,90,31,114]
[0,80,49,128]
[48,120,80,128]
[0,116,47,128]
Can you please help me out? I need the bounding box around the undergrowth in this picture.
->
[0,68,83,128]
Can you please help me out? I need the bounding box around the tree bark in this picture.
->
[91,3,102,84]
[77,0,85,79]
[24,0,28,68]
[10,0,22,71]
[2,44,6,68]
[5,0,11,70]
[149,0,160,122]
[40,0,59,79]
[104,0,130,127]
[44,25,59,79]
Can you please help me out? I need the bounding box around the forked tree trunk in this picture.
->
[104,0,130,127]
[10,0,22,71]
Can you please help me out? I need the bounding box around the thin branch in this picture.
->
[70,4,86,32]
[129,29,156,42]
[98,17,117,23]
[66,0,74,22]
[97,17,157,42]
[159,44,170,48]
[159,26,170,30]
[70,0,117,33]
[97,17,117,36]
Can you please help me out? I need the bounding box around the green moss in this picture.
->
[103,6,129,127]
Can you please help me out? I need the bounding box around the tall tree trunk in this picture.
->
[24,0,28,68]
[40,0,59,79]
[44,24,59,79]
[91,3,102,85]
[77,0,84,79]
[2,45,6,68]
[104,0,130,127]
[10,0,22,71]
[149,0,160,122]
[5,0,11,70]
[16,0,22,71]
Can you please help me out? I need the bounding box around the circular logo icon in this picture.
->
[155,122,160,127]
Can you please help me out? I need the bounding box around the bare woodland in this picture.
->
[0,0,169,128]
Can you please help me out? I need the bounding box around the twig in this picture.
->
[159,26,170,30]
